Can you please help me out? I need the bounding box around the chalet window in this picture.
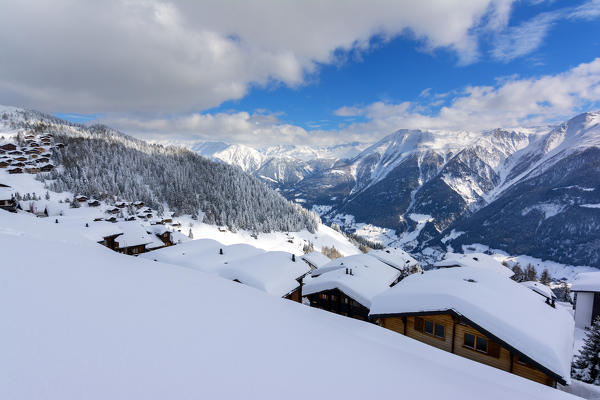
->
[464,333,475,348]
[344,298,349,304]
[424,320,434,335]
[414,317,424,332]
[331,295,337,301]
[476,337,488,352]
[434,323,445,339]
[463,333,500,358]
[320,294,327,300]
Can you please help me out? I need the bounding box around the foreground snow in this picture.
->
[0,210,578,399]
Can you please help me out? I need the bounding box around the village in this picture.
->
[0,130,596,396]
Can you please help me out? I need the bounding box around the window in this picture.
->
[344,297,349,304]
[476,337,488,352]
[414,317,446,340]
[463,332,500,357]
[434,323,445,339]
[424,320,434,335]
[320,293,327,300]
[331,295,337,301]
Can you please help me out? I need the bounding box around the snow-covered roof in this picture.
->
[368,247,420,271]
[80,222,124,242]
[218,251,310,297]
[571,271,600,292]
[114,222,154,248]
[370,267,574,384]
[435,252,514,278]
[0,186,14,200]
[521,281,556,300]
[301,251,331,269]
[303,254,401,308]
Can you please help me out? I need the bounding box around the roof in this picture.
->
[571,271,600,292]
[218,251,310,297]
[368,248,420,271]
[0,186,14,200]
[369,267,574,384]
[81,222,124,242]
[301,251,331,269]
[521,281,556,300]
[114,222,155,248]
[303,254,401,308]
[435,252,514,277]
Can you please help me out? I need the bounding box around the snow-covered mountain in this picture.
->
[196,111,600,267]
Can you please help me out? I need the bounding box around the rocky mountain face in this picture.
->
[197,111,600,267]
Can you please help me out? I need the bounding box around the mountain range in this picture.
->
[196,111,600,267]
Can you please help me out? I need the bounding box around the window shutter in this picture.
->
[488,341,501,358]
[414,317,424,332]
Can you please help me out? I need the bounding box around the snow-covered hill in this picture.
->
[0,210,578,399]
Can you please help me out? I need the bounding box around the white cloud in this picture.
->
[0,0,514,113]
[109,58,600,147]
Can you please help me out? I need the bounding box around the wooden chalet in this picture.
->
[133,201,144,209]
[29,154,39,159]
[14,156,27,162]
[76,195,88,203]
[55,143,65,148]
[113,222,158,255]
[35,157,50,164]
[0,143,17,151]
[0,161,10,168]
[106,207,120,215]
[8,167,23,174]
[88,199,101,207]
[105,216,118,223]
[25,166,41,174]
[0,185,18,212]
[24,149,40,155]
[303,254,403,321]
[369,267,573,387]
[39,164,54,172]
[24,135,35,140]
[8,150,23,155]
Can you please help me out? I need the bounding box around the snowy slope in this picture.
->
[0,210,579,399]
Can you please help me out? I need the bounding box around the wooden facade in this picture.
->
[284,286,302,303]
[306,288,370,321]
[377,312,559,387]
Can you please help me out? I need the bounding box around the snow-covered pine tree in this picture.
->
[525,264,538,281]
[511,264,525,282]
[572,316,600,384]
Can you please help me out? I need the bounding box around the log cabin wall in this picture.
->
[307,289,370,321]
[285,287,301,303]
[379,313,556,387]
[405,315,454,353]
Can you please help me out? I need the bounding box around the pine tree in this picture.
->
[572,316,600,384]
[554,281,572,303]
[525,264,538,281]
[540,269,551,286]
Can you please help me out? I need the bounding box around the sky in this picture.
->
[1,0,600,147]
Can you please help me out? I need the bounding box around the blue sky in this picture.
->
[204,0,600,132]
[2,0,600,146]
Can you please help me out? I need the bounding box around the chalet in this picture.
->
[125,216,136,221]
[301,251,331,271]
[39,164,54,172]
[8,167,23,174]
[171,221,182,228]
[434,252,514,277]
[369,267,573,387]
[82,222,123,251]
[106,207,120,215]
[0,143,17,151]
[114,222,157,255]
[24,135,35,140]
[12,162,25,167]
[76,195,88,203]
[35,157,50,164]
[24,149,40,155]
[9,150,23,155]
[571,272,600,329]
[161,218,173,224]
[0,186,17,212]
[303,254,403,321]
[105,216,118,223]
[218,251,311,302]
[55,143,65,148]
[0,161,10,168]
[25,166,41,174]
[115,201,128,208]
[147,225,175,247]
[133,201,144,209]
[93,217,104,222]
[14,156,27,162]
[87,199,101,207]
[521,281,556,305]
[369,247,422,277]
[29,154,38,159]
[34,147,46,153]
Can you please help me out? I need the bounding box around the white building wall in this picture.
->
[575,292,595,329]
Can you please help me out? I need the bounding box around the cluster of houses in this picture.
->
[0,133,59,174]
[301,250,574,388]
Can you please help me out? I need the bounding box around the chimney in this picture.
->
[219,248,223,255]
[345,268,348,275]
[292,254,296,262]
[350,269,353,276]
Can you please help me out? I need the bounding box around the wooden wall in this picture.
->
[379,313,556,387]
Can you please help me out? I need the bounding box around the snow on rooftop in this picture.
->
[370,267,574,384]
[218,251,310,297]
[303,254,401,308]
[571,271,600,292]
[521,281,556,300]
[368,247,420,271]
[114,221,155,248]
[435,252,514,277]
[301,251,331,269]
[0,210,575,399]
